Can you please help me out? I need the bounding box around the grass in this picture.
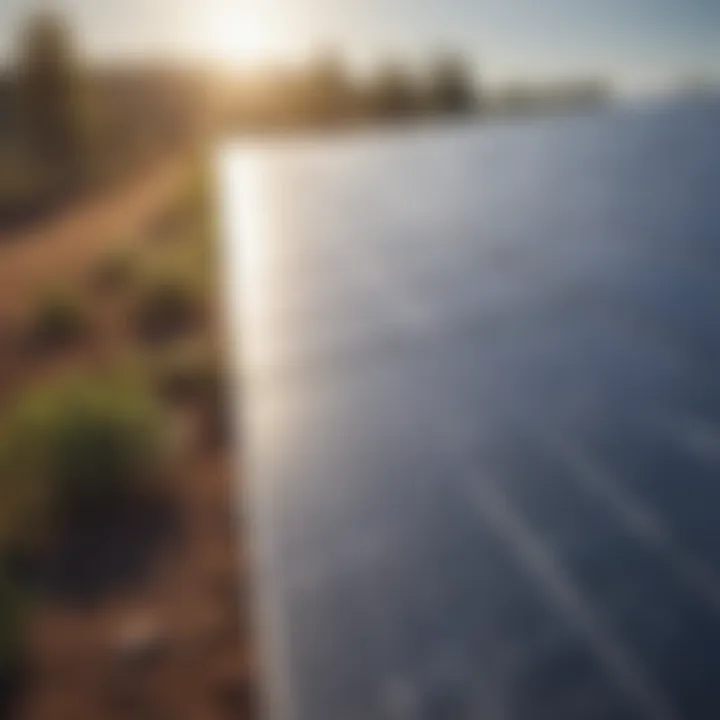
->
[27,288,89,350]
[0,372,166,551]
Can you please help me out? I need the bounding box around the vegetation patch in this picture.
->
[131,268,204,342]
[151,342,222,405]
[26,288,89,351]
[0,373,166,552]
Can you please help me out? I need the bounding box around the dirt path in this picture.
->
[0,161,187,322]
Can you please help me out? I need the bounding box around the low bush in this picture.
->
[147,341,232,446]
[131,268,203,342]
[0,373,166,550]
[151,342,223,404]
[27,288,89,350]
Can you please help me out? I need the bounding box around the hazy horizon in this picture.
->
[1,0,719,92]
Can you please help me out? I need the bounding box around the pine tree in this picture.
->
[17,13,84,174]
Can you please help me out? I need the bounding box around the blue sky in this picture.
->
[2,0,720,89]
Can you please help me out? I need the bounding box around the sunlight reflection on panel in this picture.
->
[219,147,297,720]
[220,147,273,372]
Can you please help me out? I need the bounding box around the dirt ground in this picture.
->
[0,162,258,720]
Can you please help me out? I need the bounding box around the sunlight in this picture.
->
[219,148,272,364]
[207,4,281,65]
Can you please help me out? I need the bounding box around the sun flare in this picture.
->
[207,7,280,65]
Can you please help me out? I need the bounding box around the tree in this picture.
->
[367,60,421,119]
[16,13,85,173]
[426,53,477,114]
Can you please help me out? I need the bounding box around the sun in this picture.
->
[215,21,272,64]
[206,6,279,65]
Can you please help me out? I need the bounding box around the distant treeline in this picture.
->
[221,53,479,130]
[220,53,611,132]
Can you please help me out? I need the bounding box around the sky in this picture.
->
[2,0,720,90]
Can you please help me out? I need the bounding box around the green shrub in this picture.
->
[0,373,165,548]
[151,342,223,404]
[131,268,203,341]
[92,247,137,291]
[27,288,89,349]
[146,341,232,446]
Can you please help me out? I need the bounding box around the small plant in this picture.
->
[0,373,166,549]
[27,288,89,350]
[146,341,232,446]
[151,342,223,404]
[131,268,203,342]
[92,247,136,291]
